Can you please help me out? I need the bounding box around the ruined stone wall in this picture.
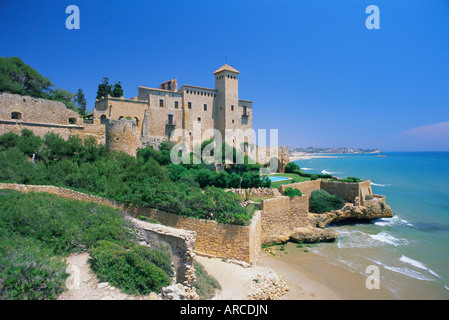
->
[280,180,322,198]
[0,93,106,145]
[259,196,309,244]
[130,206,261,264]
[281,179,374,206]
[0,93,83,125]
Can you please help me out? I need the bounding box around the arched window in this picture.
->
[118,116,124,120]
[100,115,107,124]
[68,117,77,125]
[134,117,139,126]
[11,112,22,120]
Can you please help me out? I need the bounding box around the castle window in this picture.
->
[175,101,179,109]
[197,117,201,122]
[159,99,164,107]
[167,114,174,125]
[231,105,234,111]
[188,102,192,109]
[134,117,139,126]
[100,115,107,124]
[203,104,207,111]
[232,119,235,123]
[11,112,22,120]
[119,116,124,120]
[68,117,77,125]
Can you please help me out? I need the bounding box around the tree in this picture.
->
[96,78,124,100]
[74,88,87,116]
[0,56,53,98]
[96,77,112,100]
[49,88,77,112]
[111,81,123,97]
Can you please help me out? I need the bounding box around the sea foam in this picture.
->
[399,255,441,278]
[369,232,408,246]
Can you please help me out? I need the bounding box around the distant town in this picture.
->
[290,147,381,154]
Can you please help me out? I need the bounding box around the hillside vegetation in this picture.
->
[0,129,262,226]
[0,189,172,299]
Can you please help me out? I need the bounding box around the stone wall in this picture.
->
[0,183,261,265]
[259,196,309,244]
[228,187,281,198]
[0,93,106,145]
[280,179,374,206]
[129,206,261,264]
[105,119,140,157]
[280,180,322,198]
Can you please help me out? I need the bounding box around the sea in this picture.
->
[293,151,449,299]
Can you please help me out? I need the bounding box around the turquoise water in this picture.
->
[268,176,291,182]
[295,152,449,299]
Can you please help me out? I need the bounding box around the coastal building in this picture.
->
[0,64,289,170]
[93,64,253,150]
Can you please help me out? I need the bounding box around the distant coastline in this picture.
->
[289,147,382,161]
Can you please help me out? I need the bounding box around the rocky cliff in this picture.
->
[289,201,394,244]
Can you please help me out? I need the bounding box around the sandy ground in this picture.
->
[257,243,397,300]
[58,252,157,300]
[289,153,340,161]
[58,246,397,300]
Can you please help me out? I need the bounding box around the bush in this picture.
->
[284,162,300,173]
[0,237,68,300]
[284,187,303,198]
[310,174,318,181]
[193,261,222,300]
[309,190,345,214]
[89,241,171,295]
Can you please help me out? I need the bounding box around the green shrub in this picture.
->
[137,216,160,224]
[89,241,171,295]
[285,162,300,173]
[309,190,345,213]
[0,237,68,300]
[310,174,318,180]
[284,187,303,198]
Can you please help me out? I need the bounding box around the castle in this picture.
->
[0,64,289,170]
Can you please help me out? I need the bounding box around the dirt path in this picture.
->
[57,252,158,300]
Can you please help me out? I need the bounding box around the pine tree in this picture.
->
[74,88,87,116]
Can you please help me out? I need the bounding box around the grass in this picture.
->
[267,173,310,188]
[193,261,222,300]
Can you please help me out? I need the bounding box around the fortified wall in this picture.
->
[0,93,105,144]
[0,178,388,265]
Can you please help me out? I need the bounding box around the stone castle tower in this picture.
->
[94,64,253,152]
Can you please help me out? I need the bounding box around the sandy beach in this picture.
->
[197,242,397,300]
[289,153,341,162]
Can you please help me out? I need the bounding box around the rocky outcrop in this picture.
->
[287,201,393,244]
[289,227,339,243]
[308,202,394,229]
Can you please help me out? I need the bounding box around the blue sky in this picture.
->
[1,0,448,151]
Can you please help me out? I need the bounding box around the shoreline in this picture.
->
[257,242,396,300]
[196,242,397,300]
